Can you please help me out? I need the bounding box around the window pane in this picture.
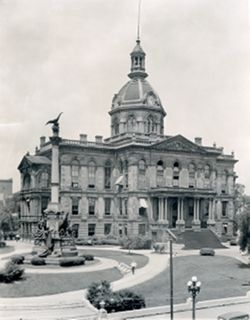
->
[104,198,111,215]
[104,223,112,235]
[88,224,96,236]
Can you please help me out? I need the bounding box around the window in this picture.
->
[222,201,227,217]
[40,172,49,188]
[104,161,111,189]
[204,165,210,179]
[104,223,112,235]
[23,174,31,190]
[41,197,49,214]
[204,200,209,217]
[119,197,123,215]
[88,198,95,215]
[188,199,194,216]
[139,224,146,236]
[145,116,154,133]
[88,161,96,188]
[138,160,146,189]
[173,162,180,187]
[124,160,128,188]
[221,171,227,194]
[128,115,136,132]
[156,160,164,187]
[104,198,111,215]
[113,118,119,135]
[124,199,128,216]
[71,160,79,188]
[189,163,195,188]
[72,198,79,215]
[88,224,96,236]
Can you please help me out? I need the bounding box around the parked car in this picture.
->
[217,311,249,320]
[199,247,215,256]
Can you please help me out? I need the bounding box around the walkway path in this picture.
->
[0,241,168,320]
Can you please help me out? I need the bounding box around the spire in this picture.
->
[128,0,148,79]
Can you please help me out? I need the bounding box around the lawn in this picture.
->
[0,249,148,297]
[131,255,250,307]
[0,246,14,255]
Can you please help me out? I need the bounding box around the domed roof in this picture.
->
[111,78,165,114]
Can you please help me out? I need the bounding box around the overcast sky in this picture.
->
[0,0,249,193]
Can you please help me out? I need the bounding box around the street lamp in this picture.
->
[187,276,201,320]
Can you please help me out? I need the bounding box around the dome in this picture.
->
[111,78,165,115]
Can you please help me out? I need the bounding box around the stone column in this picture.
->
[192,198,201,230]
[176,197,185,231]
[164,198,169,224]
[208,198,216,230]
[159,198,164,221]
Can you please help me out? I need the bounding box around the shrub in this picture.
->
[87,281,146,313]
[0,241,6,248]
[200,248,215,256]
[59,257,85,267]
[121,236,152,250]
[31,257,46,266]
[10,255,25,265]
[0,261,24,283]
[230,238,238,246]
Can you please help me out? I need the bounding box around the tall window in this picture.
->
[71,224,79,238]
[88,161,96,188]
[189,163,195,188]
[88,224,96,236]
[104,198,111,215]
[222,201,227,216]
[124,198,128,216]
[139,224,146,236]
[156,160,164,187]
[104,161,111,189]
[41,197,49,214]
[204,164,210,188]
[113,118,119,135]
[138,160,146,189]
[71,160,79,188]
[124,160,128,188]
[40,171,49,188]
[23,174,31,190]
[173,162,180,187]
[145,116,154,133]
[128,115,136,132]
[119,197,123,215]
[72,198,79,215]
[221,171,227,194]
[88,198,95,215]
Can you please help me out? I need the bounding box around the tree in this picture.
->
[238,202,250,254]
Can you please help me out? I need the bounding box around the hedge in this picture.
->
[10,255,25,265]
[59,257,85,267]
[31,257,46,266]
[0,261,24,283]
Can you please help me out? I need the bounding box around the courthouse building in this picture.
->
[18,39,237,241]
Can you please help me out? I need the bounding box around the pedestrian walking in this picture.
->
[131,261,137,275]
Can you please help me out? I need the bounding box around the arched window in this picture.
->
[173,162,180,187]
[156,160,164,187]
[40,171,49,188]
[145,116,154,134]
[71,160,79,188]
[88,161,96,188]
[138,160,146,189]
[128,115,136,132]
[23,174,31,190]
[188,163,195,188]
[204,165,210,179]
[104,160,112,189]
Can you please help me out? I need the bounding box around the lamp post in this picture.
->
[187,276,201,320]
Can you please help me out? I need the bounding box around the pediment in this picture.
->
[152,135,206,154]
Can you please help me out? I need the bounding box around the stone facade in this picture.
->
[17,39,237,241]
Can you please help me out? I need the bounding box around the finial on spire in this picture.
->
[137,0,142,42]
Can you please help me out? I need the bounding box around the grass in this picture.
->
[0,249,148,297]
[0,246,14,255]
[130,255,250,308]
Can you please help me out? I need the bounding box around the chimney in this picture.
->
[95,135,103,144]
[194,137,202,146]
[80,134,87,143]
[40,136,46,147]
